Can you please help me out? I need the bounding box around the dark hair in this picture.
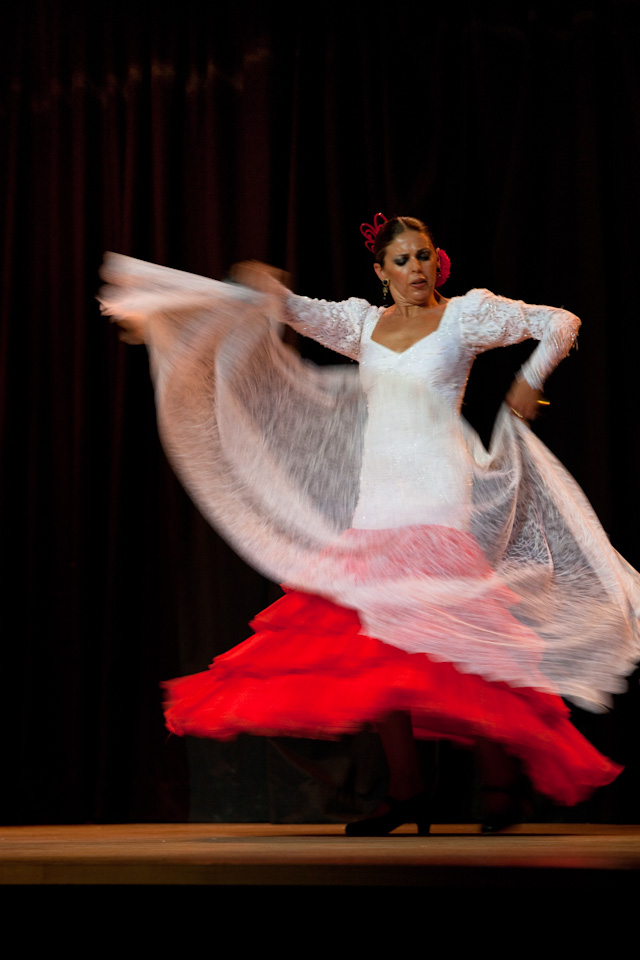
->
[373,216,437,265]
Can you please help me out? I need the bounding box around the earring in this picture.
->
[382,278,390,301]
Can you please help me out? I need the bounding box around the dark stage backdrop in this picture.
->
[2,0,639,824]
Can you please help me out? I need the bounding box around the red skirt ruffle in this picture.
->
[162,589,621,806]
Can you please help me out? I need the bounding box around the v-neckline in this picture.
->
[369,299,454,356]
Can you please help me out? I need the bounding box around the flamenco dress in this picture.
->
[99,255,640,806]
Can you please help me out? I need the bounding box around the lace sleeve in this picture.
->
[459,288,581,389]
[282,293,369,361]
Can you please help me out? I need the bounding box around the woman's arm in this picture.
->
[232,260,369,361]
[459,288,580,420]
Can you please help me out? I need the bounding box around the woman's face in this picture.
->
[374,230,440,307]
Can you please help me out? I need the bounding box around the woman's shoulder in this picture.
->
[284,293,380,361]
[344,296,380,315]
[441,288,502,318]
[452,288,528,320]
[450,289,523,351]
[288,292,377,313]
[454,288,502,306]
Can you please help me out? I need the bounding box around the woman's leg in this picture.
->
[345,711,430,835]
[475,737,526,831]
[376,711,425,800]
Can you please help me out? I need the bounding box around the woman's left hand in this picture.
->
[505,377,548,422]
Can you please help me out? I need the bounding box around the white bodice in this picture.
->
[353,304,474,530]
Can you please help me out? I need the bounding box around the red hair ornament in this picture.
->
[359,212,388,253]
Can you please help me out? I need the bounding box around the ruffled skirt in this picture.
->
[163,587,621,806]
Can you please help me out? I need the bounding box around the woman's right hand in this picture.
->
[229,261,290,298]
[505,376,546,422]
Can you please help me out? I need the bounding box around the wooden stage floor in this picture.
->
[2,823,640,890]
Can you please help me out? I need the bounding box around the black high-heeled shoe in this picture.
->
[345,792,432,837]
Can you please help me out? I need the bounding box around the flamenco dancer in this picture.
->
[100,215,640,835]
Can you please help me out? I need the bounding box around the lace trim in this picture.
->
[458,288,580,389]
[284,293,370,360]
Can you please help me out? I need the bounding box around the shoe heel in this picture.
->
[345,792,432,837]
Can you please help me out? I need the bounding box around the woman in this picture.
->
[100,216,640,834]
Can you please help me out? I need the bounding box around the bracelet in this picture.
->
[509,407,527,421]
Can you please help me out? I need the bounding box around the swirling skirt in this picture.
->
[162,588,621,806]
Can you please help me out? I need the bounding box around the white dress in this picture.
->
[99,255,640,719]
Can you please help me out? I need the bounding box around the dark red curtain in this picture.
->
[1,0,639,823]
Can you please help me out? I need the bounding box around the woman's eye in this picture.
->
[394,257,408,265]
[418,251,431,260]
